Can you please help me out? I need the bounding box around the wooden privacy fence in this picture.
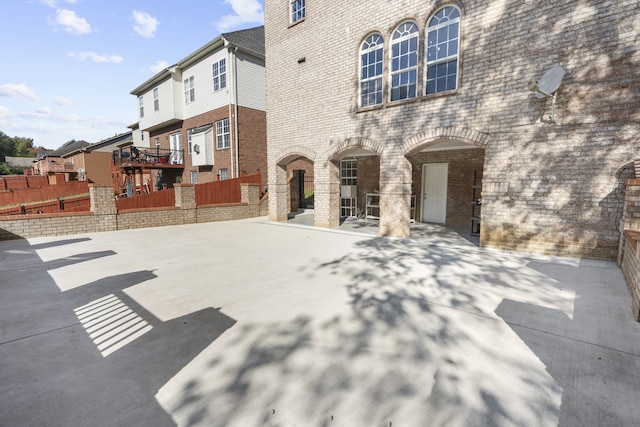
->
[0,180,89,206]
[195,172,261,206]
[116,188,175,211]
[0,196,90,216]
[0,175,49,190]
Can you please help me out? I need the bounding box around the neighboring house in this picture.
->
[63,132,133,185]
[129,25,267,191]
[5,156,36,174]
[34,140,90,178]
[265,1,639,260]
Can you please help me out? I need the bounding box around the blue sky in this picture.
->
[0,0,264,150]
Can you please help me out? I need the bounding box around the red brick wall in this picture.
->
[237,106,267,191]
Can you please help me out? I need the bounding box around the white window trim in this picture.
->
[138,96,144,118]
[289,0,305,24]
[213,58,227,91]
[216,118,230,150]
[153,87,159,111]
[389,21,420,102]
[424,6,461,95]
[184,76,195,104]
[219,168,228,181]
[359,34,384,108]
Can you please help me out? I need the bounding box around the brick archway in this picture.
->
[402,127,491,155]
[326,137,384,160]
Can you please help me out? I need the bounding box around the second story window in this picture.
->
[153,87,159,111]
[184,76,195,104]
[216,118,230,149]
[138,96,144,118]
[360,33,384,108]
[290,0,305,24]
[213,58,227,91]
[390,21,419,102]
[425,6,461,94]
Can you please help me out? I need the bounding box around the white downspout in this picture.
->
[233,47,240,178]
[226,46,234,179]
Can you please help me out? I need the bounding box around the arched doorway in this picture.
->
[403,127,490,238]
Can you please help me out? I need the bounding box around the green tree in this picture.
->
[14,137,35,157]
[0,131,15,162]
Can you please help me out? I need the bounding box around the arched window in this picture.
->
[425,6,461,94]
[390,21,419,101]
[360,33,384,107]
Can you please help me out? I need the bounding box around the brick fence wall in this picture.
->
[618,179,640,321]
[0,183,266,241]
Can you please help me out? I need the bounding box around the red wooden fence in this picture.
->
[0,196,90,216]
[0,181,89,206]
[195,172,261,206]
[115,188,175,211]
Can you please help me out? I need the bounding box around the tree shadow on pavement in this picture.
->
[164,229,584,427]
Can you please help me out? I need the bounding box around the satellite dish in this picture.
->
[528,66,565,98]
[527,66,565,123]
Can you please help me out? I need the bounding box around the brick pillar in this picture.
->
[269,164,289,222]
[174,184,196,209]
[314,159,340,229]
[379,149,411,238]
[241,183,260,217]
[89,184,116,215]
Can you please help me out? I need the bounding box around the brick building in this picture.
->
[265,0,639,260]
[130,26,267,192]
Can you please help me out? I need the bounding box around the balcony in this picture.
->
[113,147,184,169]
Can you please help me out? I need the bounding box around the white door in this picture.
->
[422,163,448,223]
[170,133,183,164]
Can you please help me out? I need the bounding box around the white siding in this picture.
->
[182,50,230,119]
[235,52,266,111]
[138,76,182,130]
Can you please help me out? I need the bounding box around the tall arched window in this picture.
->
[390,21,419,101]
[360,33,384,107]
[425,6,461,94]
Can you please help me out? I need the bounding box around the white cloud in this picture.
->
[0,84,39,101]
[41,0,79,7]
[132,11,159,38]
[0,106,11,119]
[36,106,53,116]
[149,60,169,74]
[68,51,124,63]
[215,0,264,32]
[51,9,92,35]
[54,97,74,106]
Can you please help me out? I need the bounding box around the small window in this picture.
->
[190,171,198,184]
[219,168,228,181]
[213,58,227,91]
[216,118,230,149]
[340,159,357,186]
[184,76,195,104]
[153,88,159,111]
[359,34,384,107]
[390,21,419,101]
[290,0,305,24]
[425,6,461,94]
[187,128,195,154]
[138,96,144,118]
